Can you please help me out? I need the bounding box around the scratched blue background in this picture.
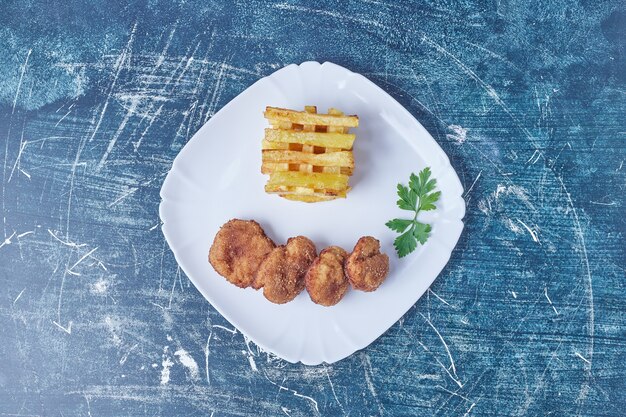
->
[1,1,625,416]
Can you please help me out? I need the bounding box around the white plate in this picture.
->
[159,61,465,365]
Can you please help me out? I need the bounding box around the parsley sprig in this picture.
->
[386,167,441,258]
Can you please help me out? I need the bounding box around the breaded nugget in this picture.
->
[255,236,316,304]
[208,219,275,288]
[345,236,389,292]
[305,246,349,306]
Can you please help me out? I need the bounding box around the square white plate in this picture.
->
[159,61,465,365]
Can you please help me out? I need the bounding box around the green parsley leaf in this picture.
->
[385,218,413,233]
[396,184,415,211]
[413,222,432,244]
[394,230,417,258]
[422,178,437,194]
[409,172,421,194]
[419,190,441,211]
[386,167,441,258]
[419,167,432,189]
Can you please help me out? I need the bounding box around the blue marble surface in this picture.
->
[1,1,625,416]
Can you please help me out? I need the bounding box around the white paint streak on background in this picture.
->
[161,346,174,385]
[175,348,200,381]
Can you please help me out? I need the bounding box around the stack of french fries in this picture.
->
[262,106,359,203]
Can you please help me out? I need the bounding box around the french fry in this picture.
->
[262,149,353,175]
[280,194,341,203]
[327,108,349,134]
[264,129,355,150]
[265,171,349,191]
[264,107,359,127]
[262,140,341,154]
[262,150,353,168]
[262,162,352,176]
[267,185,349,198]
[261,139,289,150]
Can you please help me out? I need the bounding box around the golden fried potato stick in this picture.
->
[264,129,355,150]
[264,106,359,127]
[265,171,349,191]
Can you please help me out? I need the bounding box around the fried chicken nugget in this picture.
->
[208,219,275,288]
[305,246,349,306]
[345,236,389,292]
[255,236,316,304]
